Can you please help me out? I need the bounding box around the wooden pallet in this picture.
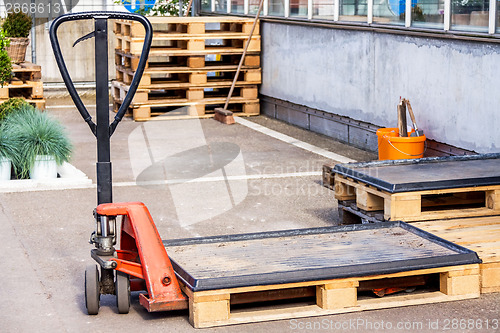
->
[115,64,261,87]
[114,16,258,39]
[114,99,259,121]
[179,264,479,328]
[0,98,46,110]
[0,62,44,103]
[112,79,258,103]
[414,216,500,294]
[113,17,260,121]
[0,80,43,100]
[116,45,260,61]
[116,33,260,55]
[11,62,42,81]
[322,164,335,190]
[115,49,260,71]
[334,174,500,222]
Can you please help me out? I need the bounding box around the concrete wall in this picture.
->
[261,22,500,153]
[33,18,116,83]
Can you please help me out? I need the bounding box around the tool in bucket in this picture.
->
[402,99,424,137]
[49,12,180,315]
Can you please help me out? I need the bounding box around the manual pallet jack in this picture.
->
[50,12,188,314]
[49,12,481,324]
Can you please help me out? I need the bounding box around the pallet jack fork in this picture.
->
[50,12,187,315]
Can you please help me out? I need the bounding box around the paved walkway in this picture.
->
[0,106,498,332]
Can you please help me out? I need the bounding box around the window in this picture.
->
[290,0,309,16]
[202,0,212,11]
[269,0,286,15]
[373,0,406,25]
[249,0,262,14]
[313,0,336,19]
[232,0,245,13]
[412,0,445,29]
[214,0,228,12]
[201,0,500,36]
[340,0,368,21]
[451,0,489,32]
[497,0,500,32]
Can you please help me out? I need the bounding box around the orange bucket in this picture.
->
[376,128,426,160]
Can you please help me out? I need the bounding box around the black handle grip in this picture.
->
[49,11,152,136]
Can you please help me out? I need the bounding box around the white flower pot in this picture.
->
[0,157,12,181]
[30,155,57,180]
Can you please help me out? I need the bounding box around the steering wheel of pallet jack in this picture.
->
[85,265,101,315]
[116,270,131,314]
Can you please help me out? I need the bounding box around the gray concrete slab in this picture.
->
[0,107,498,332]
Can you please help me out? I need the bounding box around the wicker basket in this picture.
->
[6,37,29,64]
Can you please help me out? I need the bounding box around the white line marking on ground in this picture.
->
[235,117,355,164]
[113,171,322,187]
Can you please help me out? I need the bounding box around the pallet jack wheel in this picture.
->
[85,265,100,315]
[116,270,130,314]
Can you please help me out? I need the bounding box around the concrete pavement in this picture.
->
[0,107,498,332]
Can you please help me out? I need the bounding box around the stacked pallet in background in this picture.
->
[328,156,500,295]
[113,17,261,121]
[0,62,45,109]
[329,156,500,224]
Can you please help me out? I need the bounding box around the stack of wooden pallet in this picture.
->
[112,16,261,121]
[329,155,500,295]
[0,62,45,109]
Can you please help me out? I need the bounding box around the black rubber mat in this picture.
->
[333,153,500,193]
[163,221,480,291]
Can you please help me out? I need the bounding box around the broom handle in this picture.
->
[405,99,419,130]
[184,0,194,16]
[223,0,264,110]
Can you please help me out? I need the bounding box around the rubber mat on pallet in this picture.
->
[163,221,480,291]
[332,153,500,192]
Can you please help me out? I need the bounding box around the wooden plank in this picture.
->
[412,216,499,230]
[356,188,384,211]
[414,217,500,293]
[115,50,261,71]
[418,224,500,238]
[316,281,358,309]
[334,175,500,221]
[126,106,260,122]
[116,33,261,42]
[322,165,335,190]
[398,208,500,222]
[196,292,476,328]
[115,68,261,88]
[182,264,479,298]
[183,263,479,328]
[481,262,500,291]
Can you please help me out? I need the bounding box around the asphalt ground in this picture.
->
[0,105,498,333]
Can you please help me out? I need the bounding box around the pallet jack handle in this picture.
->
[50,11,152,135]
[50,11,152,205]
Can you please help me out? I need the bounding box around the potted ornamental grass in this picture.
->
[0,98,26,180]
[2,11,32,63]
[0,123,17,180]
[2,104,72,179]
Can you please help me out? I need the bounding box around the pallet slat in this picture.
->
[413,216,500,294]
[179,264,480,328]
[115,65,261,87]
[335,174,500,222]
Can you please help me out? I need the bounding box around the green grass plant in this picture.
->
[2,105,72,178]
